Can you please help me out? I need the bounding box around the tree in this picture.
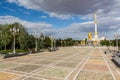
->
[17,24,28,50]
[100,40,109,46]
[44,36,51,48]
[26,35,35,49]
[0,25,4,50]
[1,24,11,50]
[38,33,45,49]
[0,23,32,51]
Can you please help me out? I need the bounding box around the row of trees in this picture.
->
[81,38,120,46]
[0,22,118,51]
[0,23,78,51]
[0,23,29,50]
[100,39,120,46]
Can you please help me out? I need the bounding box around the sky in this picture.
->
[0,0,120,40]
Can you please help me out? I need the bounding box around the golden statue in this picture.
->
[88,32,92,41]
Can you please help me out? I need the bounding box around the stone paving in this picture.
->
[0,47,119,80]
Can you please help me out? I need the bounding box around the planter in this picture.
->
[4,52,28,58]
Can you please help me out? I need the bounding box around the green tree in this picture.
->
[18,26,28,50]
[100,40,109,46]
[26,35,35,49]
[44,36,51,48]
[1,24,11,50]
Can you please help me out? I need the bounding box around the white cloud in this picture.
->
[2,6,15,12]
[109,26,118,29]
[4,0,120,39]
[6,0,120,23]
[40,16,47,19]
[116,17,120,20]
[49,12,72,20]
[0,16,93,39]
[6,0,117,19]
[0,16,53,29]
[24,11,30,15]
[7,0,115,15]
[7,0,17,3]
[7,0,43,10]
[0,15,119,39]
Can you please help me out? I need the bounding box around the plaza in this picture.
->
[0,47,119,80]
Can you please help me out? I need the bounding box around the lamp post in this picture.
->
[0,28,2,50]
[34,32,39,52]
[60,40,62,47]
[54,39,56,49]
[51,36,54,50]
[40,33,44,50]
[10,27,19,54]
[64,41,66,47]
[0,28,2,40]
[114,33,119,51]
[109,40,112,47]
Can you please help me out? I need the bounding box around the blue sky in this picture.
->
[0,0,120,39]
[0,0,89,28]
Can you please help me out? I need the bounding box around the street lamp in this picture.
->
[64,41,66,47]
[114,33,119,51]
[10,27,19,54]
[51,36,54,50]
[54,39,56,49]
[0,28,2,40]
[40,33,44,50]
[34,32,39,52]
[60,40,63,47]
[109,40,112,47]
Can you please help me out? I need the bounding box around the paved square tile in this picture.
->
[13,65,40,73]
[24,77,42,80]
[38,66,72,78]
[55,62,78,68]
[83,63,109,72]
[0,71,20,80]
[76,70,113,80]
[0,63,18,69]
[0,47,119,80]
[35,60,54,65]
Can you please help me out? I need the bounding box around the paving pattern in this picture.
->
[0,47,120,80]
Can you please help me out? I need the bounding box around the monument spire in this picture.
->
[94,13,98,39]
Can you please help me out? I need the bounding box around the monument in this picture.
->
[92,13,100,45]
[86,13,100,45]
[94,14,98,39]
[87,32,93,45]
[88,32,92,41]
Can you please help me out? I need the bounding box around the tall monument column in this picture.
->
[94,14,98,39]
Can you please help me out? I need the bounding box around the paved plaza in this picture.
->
[0,47,120,80]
